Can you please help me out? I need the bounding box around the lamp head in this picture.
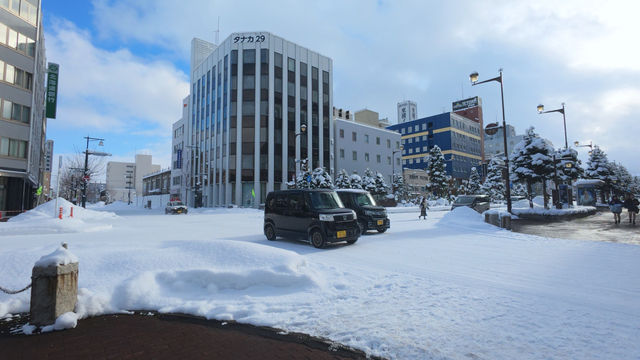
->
[300,124,307,133]
[469,72,479,84]
[400,145,404,150]
[537,104,544,113]
[565,163,572,168]
[98,140,104,146]
[574,141,579,146]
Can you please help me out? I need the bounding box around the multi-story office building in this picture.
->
[0,0,46,215]
[106,154,160,203]
[170,97,187,201]
[452,96,484,163]
[387,112,482,180]
[334,118,401,184]
[397,100,417,124]
[403,168,429,197]
[186,32,333,207]
[484,124,524,160]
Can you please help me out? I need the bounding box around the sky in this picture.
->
[42,0,640,177]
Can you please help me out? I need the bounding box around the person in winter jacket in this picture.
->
[609,195,623,224]
[419,198,429,220]
[622,193,639,225]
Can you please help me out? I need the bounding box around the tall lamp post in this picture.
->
[82,136,110,208]
[294,124,307,187]
[537,103,568,149]
[391,145,404,191]
[469,70,512,213]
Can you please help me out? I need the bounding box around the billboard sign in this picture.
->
[46,63,59,119]
[452,96,479,111]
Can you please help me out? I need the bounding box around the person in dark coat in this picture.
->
[419,198,429,220]
[622,193,639,225]
[609,195,623,224]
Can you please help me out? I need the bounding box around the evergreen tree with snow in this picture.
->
[350,174,363,189]
[511,182,528,198]
[467,167,482,194]
[392,173,407,201]
[510,127,555,208]
[585,146,614,202]
[293,169,312,189]
[309,167,334,189]
[555,147,583,183]
[457,180,469,196]
[373,171,390,195]
[334,169,351,189]
[609,162,633,195]
[362,168,377,194]
[481,157,505,201]
[426,145,449,198]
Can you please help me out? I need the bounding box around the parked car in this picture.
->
[451,195,490,213]
[165,201,188,214]
[264,189,360,248]
[336,189,390,234]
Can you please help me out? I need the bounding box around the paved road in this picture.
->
[1,313,373,360]
[512,210,640,245]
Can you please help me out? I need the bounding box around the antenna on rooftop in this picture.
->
[215,17,220,44]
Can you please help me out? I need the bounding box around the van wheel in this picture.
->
[310,229,326,249]
[358,221,366,235]
[347,238,358,245]
[264,223,276,241]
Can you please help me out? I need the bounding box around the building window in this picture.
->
[339,129,344,138]
[387,156,391,165]
[376,154,381,163]
[365,153,369,162]
[352,132,357,141]
[376,137,380,145]
[396,141,400,149]
[387,139,391,148]
[364,134,369,144]
[352,151,357,161]
[340,148,344,158]
[422,123,426,130]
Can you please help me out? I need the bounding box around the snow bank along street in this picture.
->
[1,200,639,359]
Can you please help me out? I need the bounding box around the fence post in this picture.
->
[30,244,79,326]
[58,207,63,220]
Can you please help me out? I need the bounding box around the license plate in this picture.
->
[337,230,346,238]
[177,210,182,213]
[377,220,384,225]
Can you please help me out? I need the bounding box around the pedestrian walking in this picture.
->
[419,198,429,220]
[622,193,639,225]
[609,195,623,224]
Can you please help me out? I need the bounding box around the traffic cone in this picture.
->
[70,207,73,218]
[59,207,63,220]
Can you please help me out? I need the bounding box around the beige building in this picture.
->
[106,154,160,203]
[403,168,429,197]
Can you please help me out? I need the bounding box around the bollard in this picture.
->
[70,207,73,218]
[488,213,499,227]
[500,215,511,230]
[58,207,63,220]
[30,244,78,326]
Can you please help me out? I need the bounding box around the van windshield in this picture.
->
[309,192,344,210]
[354,192,377,206]
[454,196,475,204]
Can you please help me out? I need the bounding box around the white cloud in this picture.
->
[45,20,189,134]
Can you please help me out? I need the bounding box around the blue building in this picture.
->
[387,112,482,180]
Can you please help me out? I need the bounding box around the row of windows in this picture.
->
[0,60,32,90]
[338,128,399,149]
[0,98,29,123]
[0,0,38,25]
[0,136,27,158]
[399,121,434,134]
[338,148,400,165]
[451,118,480,135]
[173,125,184,139]
[0,22,35,57]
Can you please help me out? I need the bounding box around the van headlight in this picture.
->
[319,214,334,221]
[364,210,376,216]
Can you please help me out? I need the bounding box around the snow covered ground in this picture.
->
[1,199,639,359]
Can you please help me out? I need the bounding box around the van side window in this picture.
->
[267,196,275,211]
[289,193,304,210]
[275,194,287,209]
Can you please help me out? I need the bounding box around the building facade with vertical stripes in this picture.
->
[186,32,333,207]
[387,112,482,180]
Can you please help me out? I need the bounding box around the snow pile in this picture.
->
[34,246,78,267]
[438,206,486,227]
[0,198,117,235]
[41,312,78,333]
[509,196,596,216]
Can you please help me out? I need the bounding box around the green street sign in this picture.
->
[46,63,59,119]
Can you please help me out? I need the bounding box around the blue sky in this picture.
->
[43,0,640,176]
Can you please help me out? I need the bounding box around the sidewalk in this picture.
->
[1,312,375,360]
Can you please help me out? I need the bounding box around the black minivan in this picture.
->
[264,189,360,248]
[336,189,390,234]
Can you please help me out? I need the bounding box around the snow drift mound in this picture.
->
[110,240,323,317]
[9,197,117,222]
[437,206,486,227]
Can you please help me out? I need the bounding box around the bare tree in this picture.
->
[57,150,106,204]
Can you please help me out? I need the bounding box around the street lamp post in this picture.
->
[294,124,307,188]
[470,70,512,213]
[391,145,404,192]
[81,136,109,208]
[537,103,568,149]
